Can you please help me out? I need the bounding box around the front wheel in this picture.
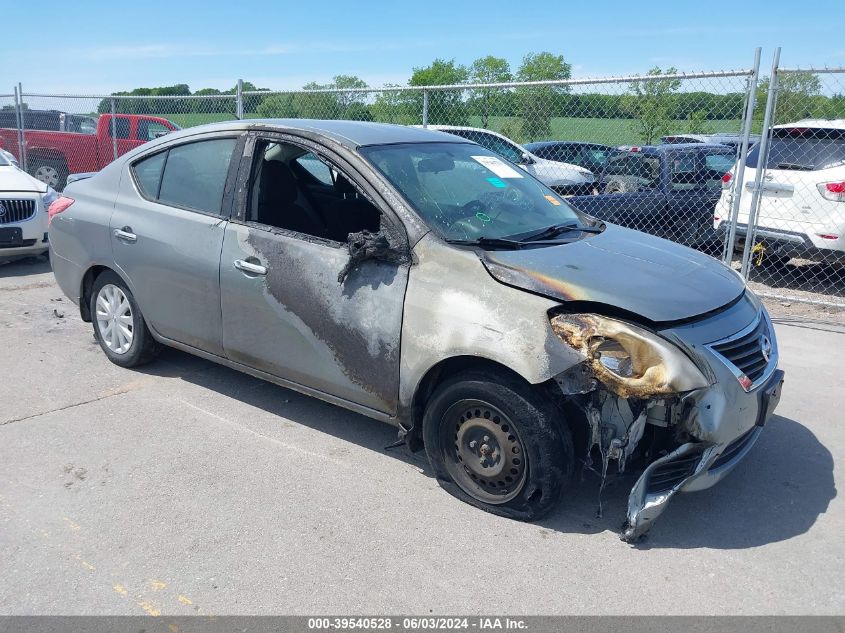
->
[90,271,160,368]
[423,370,573,520]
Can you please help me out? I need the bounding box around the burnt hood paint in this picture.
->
[480,224,746,323]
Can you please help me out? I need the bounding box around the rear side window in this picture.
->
[132,138,236,215]
[133,151,166,198]
[747,127,845,171]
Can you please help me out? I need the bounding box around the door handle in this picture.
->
[233,259,267,276]
[113,228,137,242]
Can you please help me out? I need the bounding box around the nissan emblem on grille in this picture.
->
[760,334,772,364]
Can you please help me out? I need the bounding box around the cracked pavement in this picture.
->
[0,257,843,615]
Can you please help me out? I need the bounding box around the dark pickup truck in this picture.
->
[567,143,736,247]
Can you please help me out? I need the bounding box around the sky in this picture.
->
[3,0,843,96]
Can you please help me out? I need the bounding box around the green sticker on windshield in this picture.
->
[475,212,492,223]
[486,177,507,188]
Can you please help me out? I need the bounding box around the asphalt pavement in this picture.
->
[0,257,842,615]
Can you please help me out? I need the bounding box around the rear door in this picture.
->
[110,134,242,355]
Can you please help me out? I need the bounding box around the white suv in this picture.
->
[0,150,56,259]
[715,119,845,264]
[420,125,596,196]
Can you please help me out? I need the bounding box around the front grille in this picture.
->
[0,199,36,224]
[710,316,773,386]
[710,428,757,470]
[646,452,701,494]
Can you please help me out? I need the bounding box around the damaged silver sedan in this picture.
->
[48,120,784,540]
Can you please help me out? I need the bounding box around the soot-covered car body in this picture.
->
[48,120,783,541]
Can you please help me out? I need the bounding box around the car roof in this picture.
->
[617,143,734,154]
[158,119,471,149]
[524,141,611,148]
[773,119,845,130]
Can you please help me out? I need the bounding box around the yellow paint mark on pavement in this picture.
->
[150,580,167,591]
[177,595,193,606]
[137,601,161,616]
[168,624,180,633]
[62,517,81,531]
[113,584,128,596]
[73,554,95,571]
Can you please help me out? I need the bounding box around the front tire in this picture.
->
[423,369,573,520]
[90,271,159,368]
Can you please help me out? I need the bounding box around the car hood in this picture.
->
[0,165,47,193]
[480,224,745,323]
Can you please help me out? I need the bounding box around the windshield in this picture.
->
[747,127,845,171]
[361,142,588,241]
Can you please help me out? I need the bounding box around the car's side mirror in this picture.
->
[520,152,534,165]
[153,130,170,139]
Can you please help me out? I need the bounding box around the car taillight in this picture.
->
[48,196,74,224]
[722,172,732,189]
[817,233,839,240]
[818,181,845,202]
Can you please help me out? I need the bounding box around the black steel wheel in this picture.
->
[423,369,573,520]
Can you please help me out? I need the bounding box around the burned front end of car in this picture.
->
[548,292,784,542]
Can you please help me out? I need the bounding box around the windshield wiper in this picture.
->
[445,237,525,249]
[774,162,815,171]
[517,222,604,243]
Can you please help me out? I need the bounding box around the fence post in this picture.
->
[422,89,429,127]
[110,98,118,161]
[722,47,762,265]
[740,47,781,279]
[236,79,244,120]
[13,86,26,171]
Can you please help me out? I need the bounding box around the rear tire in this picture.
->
[30,157,68,190]
[90,271,160,368]
[423,369,573,520]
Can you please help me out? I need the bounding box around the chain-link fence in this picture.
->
[2,49,843,306]
[722,57,845,306]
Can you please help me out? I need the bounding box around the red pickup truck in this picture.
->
[0,113,179,189]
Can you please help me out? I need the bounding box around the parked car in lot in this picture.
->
[422,125,596,196]
[661,133,761,155]
[0,150,56,259]
[523,141,613,173]
[0,108,97,134]
[715,120,845,265]
[566,143,736,246]
[48,119,783,541]
[0,113,179,190]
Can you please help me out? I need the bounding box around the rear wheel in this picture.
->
[423,369,573,520]
[90,271,159,368]
[30,157,68,190]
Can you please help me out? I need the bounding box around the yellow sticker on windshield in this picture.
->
[545,195,561,206]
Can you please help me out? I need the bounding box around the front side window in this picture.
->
[247,139,381,243]
[361,142,587,241]
[132,138,236,215]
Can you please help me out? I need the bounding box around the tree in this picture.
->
[756,71,822,123]
[515,52,572,141]
[622,67,681,144]
[256,93,298,118]
[371,84,415,124]
[409,58,469,126]
[687,110,711,134]
[332,74,369,113]
[469,56,512,128]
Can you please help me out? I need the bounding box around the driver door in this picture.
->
[219,134,410,415]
